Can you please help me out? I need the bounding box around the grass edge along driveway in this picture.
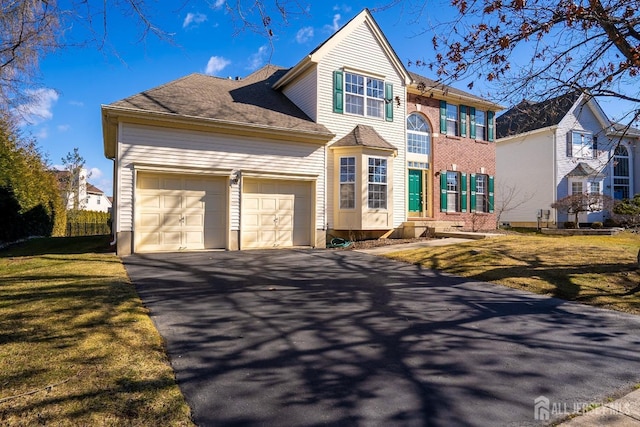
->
[0,236,194,426]
[385,232,640,315]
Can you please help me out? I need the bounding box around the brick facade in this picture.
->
[406,93,497,230]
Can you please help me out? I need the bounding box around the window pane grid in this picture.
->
[572,131,594,158]
[476,110,487,140]
[368,158,387,209]
[446,171,459,212]
[340,157,356,209]
[344,72,385,118]
[446,104,459,136]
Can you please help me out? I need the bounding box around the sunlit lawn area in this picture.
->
[0,236,193,426]
[386,232,640,314]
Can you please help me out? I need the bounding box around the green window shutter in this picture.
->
[333,71,344,114]
[487,110,495,141]
[440,171,448,212]
[439,100,447,134]
[470,173,477,212]
[460,172,467,212]
[460,105,467,137]
[469,107,476,139]
[488,175,495,213]
[385,83,393,122]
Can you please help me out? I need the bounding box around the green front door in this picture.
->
[408,169,422,213]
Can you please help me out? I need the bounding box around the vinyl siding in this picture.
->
[282,67,318,122]
[117,123,325,232]
[316,20,407,229]
[496,130,555,223]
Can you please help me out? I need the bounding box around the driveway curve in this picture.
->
[124,249,640,426]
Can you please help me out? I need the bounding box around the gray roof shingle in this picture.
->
[109,65,332,136]
[496,92,581,138]
[331,125,397,151]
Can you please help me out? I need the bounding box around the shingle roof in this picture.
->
[86,183,104,194]
[109,65,332,136]
[407,71,489,104]
[331,125,397,151]
[496,92,581,138]
[566,162,606,178]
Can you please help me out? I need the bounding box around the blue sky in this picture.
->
[18,1,633,196]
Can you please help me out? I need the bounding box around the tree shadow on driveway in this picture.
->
[124,249,640,427]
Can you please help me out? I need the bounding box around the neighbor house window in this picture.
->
[407,113,431,156]
[446,104,459,136]
[570,131,595,158]
[446,171,460,212]
[340,157,356,209]
[345,72,384,119]
[368,158,387,209]
[613,145,630,200]
[97,197,101,205]
[475,110,487,141]
[475,174,488,212]
[572,181,583,195]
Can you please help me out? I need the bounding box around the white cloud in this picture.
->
[183,12,207,28]
[213,0,225,9]
[35,127,48,139]
[333,4,352,13]
[247,45,268,71]
[296,26,314,44]
[324,14,341,33]
[69,100,84,107]
[16,88,59,125]
[89,167,103,179]
[205,56,231,75]
[57,124,70,132]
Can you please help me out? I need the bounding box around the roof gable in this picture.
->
[496,92,582,138]
[273,9,411,89]
[331,124,397,151]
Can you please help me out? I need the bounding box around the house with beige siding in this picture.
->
[496,92,640,227]
[102,8,501,254]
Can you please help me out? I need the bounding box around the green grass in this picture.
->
[0,236,193,426]
[386,232,640,314]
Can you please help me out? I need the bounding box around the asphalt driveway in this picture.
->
[124,249,640,426]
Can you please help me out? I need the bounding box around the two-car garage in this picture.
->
[135,172,314,253]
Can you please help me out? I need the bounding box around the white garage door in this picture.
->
[136,173,226,252]
[242,179,312,249]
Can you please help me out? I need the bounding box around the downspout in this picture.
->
[552,130,558,226]
[110,122,119,247]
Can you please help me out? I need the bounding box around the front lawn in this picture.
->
[0,236,193,426]
[385,232,640,314]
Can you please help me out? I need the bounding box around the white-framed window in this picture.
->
[446,171,460,212]
[570,131,594,158]
[368,157,387,209]
[407,113,431,156]
[446,104,459,136]
[571,181,583,195]
[475,174,488,212]
[613,145,630,200]
[339,157,356,209]
[345,72,384,119]
[97,197,101,205]
[475,110,487,141]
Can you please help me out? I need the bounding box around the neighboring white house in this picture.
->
[496,92,639,227]
[54,168,112,213]
[102,8,499,255]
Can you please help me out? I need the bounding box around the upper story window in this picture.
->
[613,145,630,200]
[344,72,384,119]
[475,110,487,141]
[339,157,356,209]
[407,113,431,156]
[368,158,387,209]
[446,104,459,136]
[569,131,595,158]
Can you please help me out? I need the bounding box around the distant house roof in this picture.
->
[496,92,582,138]
[331,125,397,151]
[106,65,332,138]
[87,183,104,194]
[566,162,606,178]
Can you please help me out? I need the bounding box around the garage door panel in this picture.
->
[242,179,312,249]
[136,173,226,252]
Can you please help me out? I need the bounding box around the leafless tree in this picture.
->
[494,181,534,228]
[551,192,613,227]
